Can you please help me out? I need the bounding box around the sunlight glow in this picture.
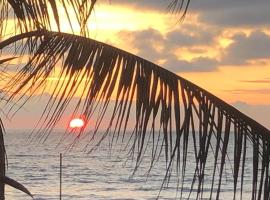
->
[69,118,85,129]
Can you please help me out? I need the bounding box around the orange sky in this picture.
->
[3,2,270,104]
[2,0,270,129]
[94,2,270,104]
[59,2,270,105]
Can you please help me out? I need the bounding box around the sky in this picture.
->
[2,0,270,129]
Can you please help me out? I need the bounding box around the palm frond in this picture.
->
[3,176,33,198]
[0,120,33,199]
[1,30,270,199]
[0,57,17,65]
[0,0,97,36]
[168,0,191,21]
[0,118,6,199]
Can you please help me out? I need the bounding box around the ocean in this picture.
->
[4,130,253,199]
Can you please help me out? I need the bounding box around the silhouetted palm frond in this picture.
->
[1,30,270,199]
[168,0,191,21]
[0,57,17,65]
[0,119,5,198]
[0,0,97,36]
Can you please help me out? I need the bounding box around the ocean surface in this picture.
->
[4,130,254,200]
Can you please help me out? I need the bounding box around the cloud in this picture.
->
[240,78,270,83]
[107,0,270,28]
[109,1,270,70]
[163,55,218,72]
[105,0,168,10]
[191,0,270,27]
[233,101,270,129]
[225,88,270,95]
[2,91,141,132]
[118,28,165,62]
[118,27,270,72]
[4,93,270,131]
[222,31,270,65]
[165,24,218,47]
[118,28,219,72]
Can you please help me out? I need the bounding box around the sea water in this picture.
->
[4,130,253,200]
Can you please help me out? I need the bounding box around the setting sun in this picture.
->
[69,118,85,129]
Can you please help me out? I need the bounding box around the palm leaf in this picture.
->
[3,176,33,198]
[168,0,191,21]
[0,124,33,199]
[0,119,6,199]
[0,0,97,36]
[0,57,17,65]
[1,30,270,199]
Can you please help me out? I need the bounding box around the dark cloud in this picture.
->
[119,28,165,62]
[163,55,218,72]
[165,24,218,47]
[233,101,270,129]
[118,26,270,72]
[103,0,168,11]
[106,0,270,27]
[191,0,270,27]
[118,27,218,72]
[222,31,270,65]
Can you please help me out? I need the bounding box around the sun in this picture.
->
[69,118,85,129]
